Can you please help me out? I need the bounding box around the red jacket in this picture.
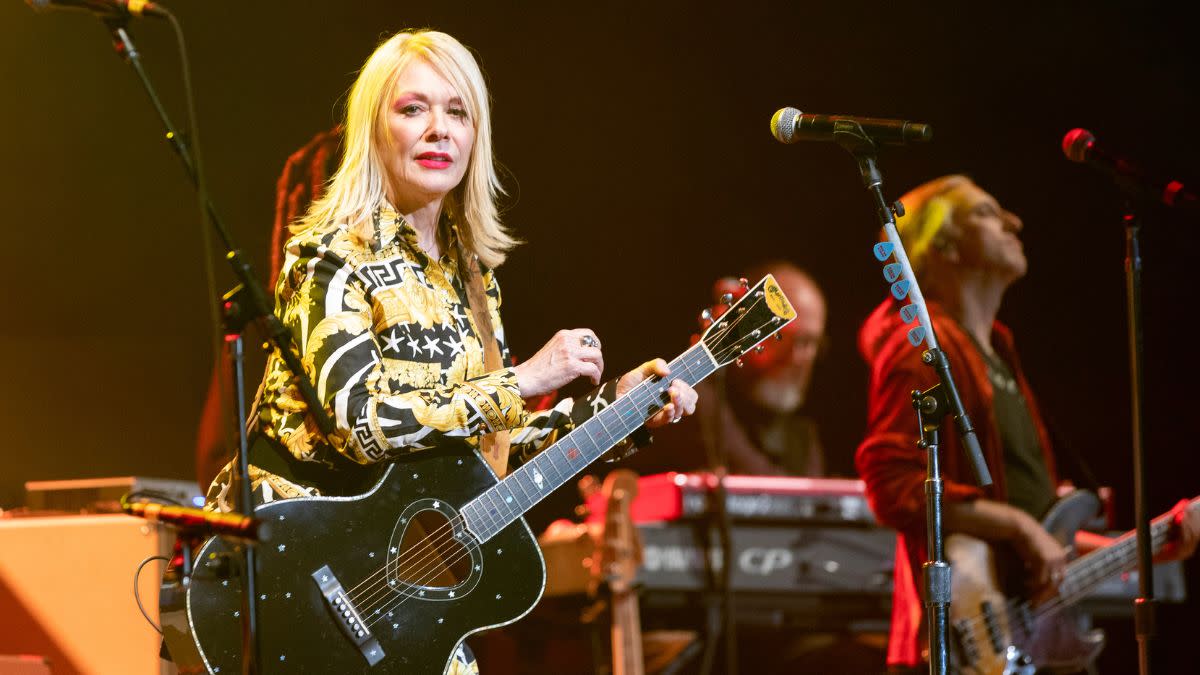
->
[855,298,1058,667]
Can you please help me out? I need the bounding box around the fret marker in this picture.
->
[533,469,544,490]
[567,447,580,461]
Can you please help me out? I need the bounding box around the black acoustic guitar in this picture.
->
[948,491,1199,674]
[161,274,796,674]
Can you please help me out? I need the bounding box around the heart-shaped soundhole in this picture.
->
[391,509,472,588]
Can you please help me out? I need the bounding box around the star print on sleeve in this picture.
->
[406,335,423,356]
[423,336,444,356]
[382,329,403,354]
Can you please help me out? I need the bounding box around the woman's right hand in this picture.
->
[512,329,605,398]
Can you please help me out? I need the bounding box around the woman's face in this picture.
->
[381,59,475,211]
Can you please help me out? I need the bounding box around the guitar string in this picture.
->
[342,304,766,624]
[348,354,702,618]
[954,522,1173,658]
[346,367,685,617]
[955,536,1145,650]
[354,372,690,623]
[355,334,755,627]
[341,340,710,605]
[353,350,714,622]
[357,345,724,626]
[346,351,704,615]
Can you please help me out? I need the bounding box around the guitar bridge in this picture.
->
[312,564,385,666]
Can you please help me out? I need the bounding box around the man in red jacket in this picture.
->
[855,174,1198,671]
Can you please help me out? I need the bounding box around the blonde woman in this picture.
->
[204,30,697,672]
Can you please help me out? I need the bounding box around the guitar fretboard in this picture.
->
[1055,497,1200,608]
[460,342,717,542]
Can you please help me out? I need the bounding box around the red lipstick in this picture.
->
[416,152,452,169]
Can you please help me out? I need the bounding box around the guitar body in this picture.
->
[948,490,1104,675]
[165,447,545,674]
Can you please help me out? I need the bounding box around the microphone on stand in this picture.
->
[770,107,932,145]
[1062,128,1197,214]
[25,0,166,19]
[123,499,267,542]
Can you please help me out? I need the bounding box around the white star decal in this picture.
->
[406,336,422,356]
[423,336,444,356]
[445,335,465,357]
[382,330,402,354]
[450,305,469,329]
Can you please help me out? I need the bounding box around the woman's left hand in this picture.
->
[616,358,699,429]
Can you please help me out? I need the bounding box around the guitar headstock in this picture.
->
[698,274,797,367]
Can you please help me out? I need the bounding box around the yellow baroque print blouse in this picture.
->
[208,205,625,508]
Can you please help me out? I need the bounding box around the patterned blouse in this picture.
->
[207,204,622,509]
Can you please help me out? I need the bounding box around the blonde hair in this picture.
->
[295,30,517,268]
[892,174,973,275]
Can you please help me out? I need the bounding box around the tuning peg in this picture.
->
[735,358,744,368]
[755,344,765,353]
[720,293,733,305]
[700,308,712,321]
[738,277,749,288]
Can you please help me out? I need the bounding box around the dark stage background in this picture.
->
[2,1,1196,671]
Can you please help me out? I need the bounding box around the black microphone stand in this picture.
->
[1121,203,1155,675]
[698,366,737,675]
[101,14,335,675]
[830,124,992,675]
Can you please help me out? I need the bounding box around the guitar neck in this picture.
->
[460,342,717,542]
[611,591,644,675]
[1058,497,1200,602]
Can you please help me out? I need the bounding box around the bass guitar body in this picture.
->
[948,490,1104,675]
[165,448,545,674]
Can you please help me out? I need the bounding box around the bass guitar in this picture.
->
[948,491,1198,674]
[162,274,795,673]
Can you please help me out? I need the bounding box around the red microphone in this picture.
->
[1062,128,1197,214]
[123,500,266,542]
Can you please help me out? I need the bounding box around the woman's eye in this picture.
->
[399,103,423,115]
[449,107,469,119]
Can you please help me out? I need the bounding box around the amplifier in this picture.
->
[0,513,174,674]
[25,476,204,513]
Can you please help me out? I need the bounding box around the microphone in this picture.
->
[25,0,166,19]
[1062,128,1197,213]
[771,107,932,146]
[123,499,266,542]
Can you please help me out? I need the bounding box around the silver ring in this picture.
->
[580,335,599,348]
[671,417,681,424]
